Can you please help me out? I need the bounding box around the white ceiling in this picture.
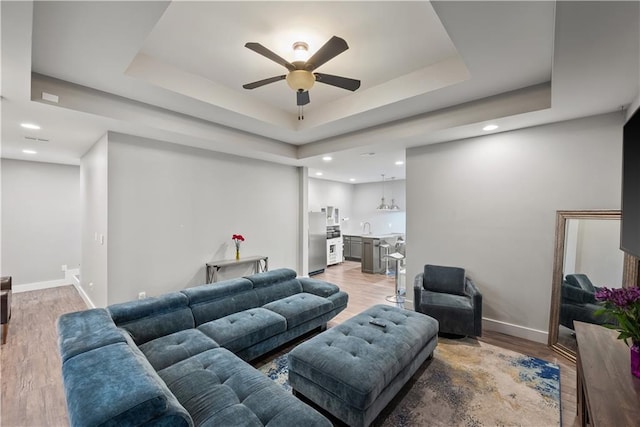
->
[1,1,638,184]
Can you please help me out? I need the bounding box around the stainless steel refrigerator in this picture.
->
[308,212,327,275]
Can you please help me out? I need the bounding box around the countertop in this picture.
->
[343,233,405,240]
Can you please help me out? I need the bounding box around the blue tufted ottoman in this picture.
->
[288,304,438,426]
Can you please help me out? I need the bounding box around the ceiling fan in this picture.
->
[243,36,361,120]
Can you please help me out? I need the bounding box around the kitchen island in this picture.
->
[342,233,404,273]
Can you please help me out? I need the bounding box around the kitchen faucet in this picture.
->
[362,222,371,235]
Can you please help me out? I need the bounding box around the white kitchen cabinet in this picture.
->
[327,237,343,266]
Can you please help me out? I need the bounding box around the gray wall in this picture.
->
[80,134,109,307]
[406,112,623,342]
[105,133,300,304]
[1,159,80,285]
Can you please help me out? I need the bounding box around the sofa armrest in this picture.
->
[465,278,481,300]
[62,340,193,427]
[298,277,339,298]
[466,278,483,331]
[0,290,10,324]
[1,276,11,292]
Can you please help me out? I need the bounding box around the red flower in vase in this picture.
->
[232,234,245,250]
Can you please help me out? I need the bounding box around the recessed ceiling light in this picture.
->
[483,124,499,131]
[315,172,323,176]
[349,178,356,182]
[395,161,404,166]
[22,149,37,154]
[20,123,41,130]
[322,156,332,161]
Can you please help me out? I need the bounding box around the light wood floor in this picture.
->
[0,262,577,426]
[1,285,86,427]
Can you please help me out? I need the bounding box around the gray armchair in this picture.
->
[559,273,612,330]
[414,265,482,337]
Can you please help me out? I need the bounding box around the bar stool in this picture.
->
[385,252,406,304]
[379,243,391,275]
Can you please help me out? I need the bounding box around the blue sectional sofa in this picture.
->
[57,268,347,426]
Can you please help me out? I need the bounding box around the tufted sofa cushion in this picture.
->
[158,348,331,426]
[245,268,304,306]
[288,305,439,410]
[263,293,333,328]
[108,292,195,345]
[197,308,286,353]
[138,329,219,371]
[182,278,260,326]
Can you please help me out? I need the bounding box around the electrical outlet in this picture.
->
[61,264,67,272]
[138,292,146,300]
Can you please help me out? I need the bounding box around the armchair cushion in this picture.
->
[423,265,466,296]
[561,281,596,304]
[420,292,473,310]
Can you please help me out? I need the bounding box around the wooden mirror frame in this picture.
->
[548,210,639,362]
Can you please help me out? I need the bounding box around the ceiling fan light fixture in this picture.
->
[286,70,315,92]
[292,41,309,62]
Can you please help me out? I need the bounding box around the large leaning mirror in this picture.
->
[548,210,639,361]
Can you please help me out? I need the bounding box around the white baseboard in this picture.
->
[13,268,83,295]
[482,317,548,344]
[74,283,96,309]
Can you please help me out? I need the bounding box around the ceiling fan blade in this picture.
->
[242,75,286,90]
[245,42,295,72]
[297,91,310,106]
[314,73,361,91]
[304,36,349,71]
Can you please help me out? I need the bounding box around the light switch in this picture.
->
[100,234,105,245]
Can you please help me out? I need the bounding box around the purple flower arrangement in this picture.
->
[595,286,640,346]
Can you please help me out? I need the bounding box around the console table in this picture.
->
[205,256,268,283]
[574,321,640,426]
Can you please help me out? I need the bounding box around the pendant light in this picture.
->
[389,177,401,211]
[376,174,391,210]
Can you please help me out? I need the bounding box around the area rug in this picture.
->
[258,337,561,426]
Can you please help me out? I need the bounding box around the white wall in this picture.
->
[572,219,624,287]
[349,179,406,236]
[308,177,407,236]
[308,178,354,228]
[1,159,80,287]
[406,112,623,342]
[105,133,300,304]
[80,134,109,307]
